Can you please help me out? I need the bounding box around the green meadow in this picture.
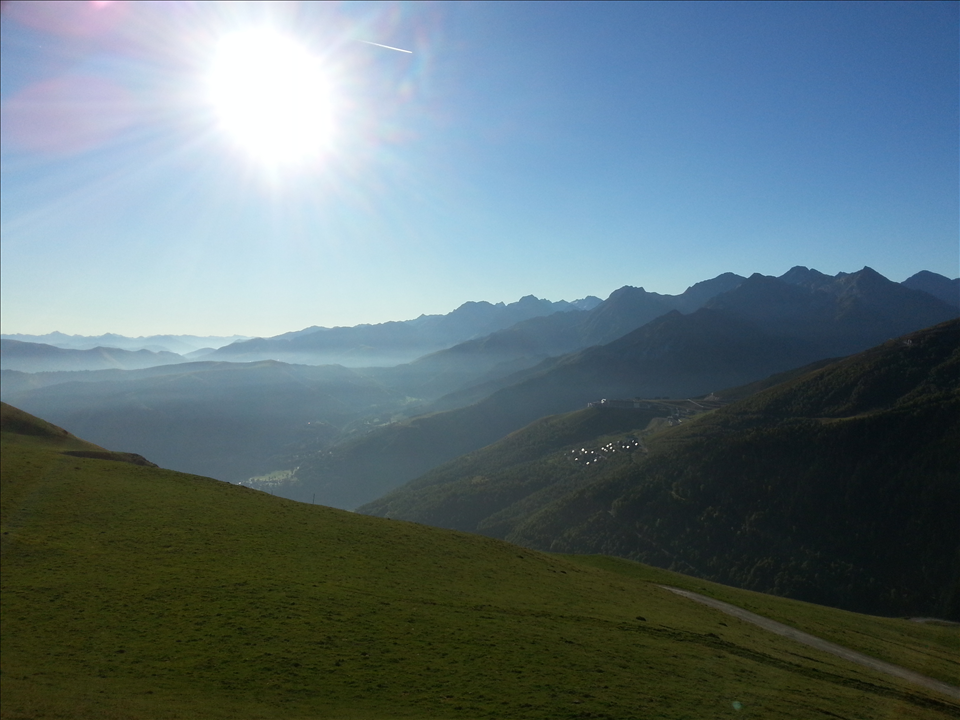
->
[2,405,958,719]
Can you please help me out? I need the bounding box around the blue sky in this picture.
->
[1,1,957,337]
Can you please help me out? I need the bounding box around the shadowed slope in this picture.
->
[510,320,960,618]
[0,401,156,467]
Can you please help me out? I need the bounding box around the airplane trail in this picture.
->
[360,40,413,54]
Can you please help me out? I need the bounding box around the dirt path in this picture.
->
[659,585,960,701]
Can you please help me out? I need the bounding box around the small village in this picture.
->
[571,395,729,467]
[568,436,643,466]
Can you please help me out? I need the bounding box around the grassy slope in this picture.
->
[2,412,958,719]
[566,556,960,689]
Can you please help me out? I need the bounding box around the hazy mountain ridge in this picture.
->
[0,269,763,489]
[206,294,597,367]
[351,267,954,408]
[0,332,248,355]
[0,339,187,373]
[5,268,953,377]
[191,273,748,373]
[374,272,750,399]
[285,308,796,509]
[704,267,958,356]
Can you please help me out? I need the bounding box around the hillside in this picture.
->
[356,404,670,532]
[364,320,960,619]
[0,402,158,467]
[3,403,958,719]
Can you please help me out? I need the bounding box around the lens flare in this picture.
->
[208,29,337,166]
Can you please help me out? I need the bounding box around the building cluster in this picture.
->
[568,437,643,466]
[587,399,658,409]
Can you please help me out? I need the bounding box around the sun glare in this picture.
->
[209,29,336,166]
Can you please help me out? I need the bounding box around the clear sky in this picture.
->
[1,1,957,337]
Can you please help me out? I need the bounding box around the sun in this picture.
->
[208,29,336,166]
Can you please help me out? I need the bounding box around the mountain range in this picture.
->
[3,268,954,375]
[205,294,602,367]
[281,267,957,508]
[1,267,956,509]
[0,332,248,355]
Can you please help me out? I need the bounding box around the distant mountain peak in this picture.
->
[906,270,952,282]
[605,285,648,300]
[833,266,894,294]
[778,266,832,288]
[854,265,884,281]
[571,296,603,311]
[902,271,960,309]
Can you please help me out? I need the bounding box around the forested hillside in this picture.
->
[363,320,960,619]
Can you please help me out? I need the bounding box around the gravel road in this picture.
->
[659,585,960,700]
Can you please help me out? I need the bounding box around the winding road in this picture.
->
[659,585,960,701]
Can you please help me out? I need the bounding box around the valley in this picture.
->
[5,267,955,510]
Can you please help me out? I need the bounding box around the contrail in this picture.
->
[359,40,413,54]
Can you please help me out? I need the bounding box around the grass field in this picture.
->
[2,406,958,719]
